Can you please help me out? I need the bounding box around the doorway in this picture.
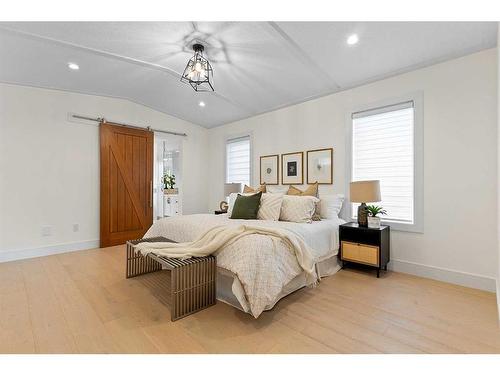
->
[153,133,183,221]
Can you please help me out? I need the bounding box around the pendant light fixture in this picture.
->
[180,43,214,92]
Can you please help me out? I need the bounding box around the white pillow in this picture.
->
[279,195,319,223]
[227,193,241,216]
[257,193,283,221]
[319,194,345,219]
[266,185,288,194]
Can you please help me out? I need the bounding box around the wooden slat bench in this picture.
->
[126,236,216,321]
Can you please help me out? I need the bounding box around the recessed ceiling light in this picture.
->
[199,101,206,107]
[67,62,79,70]
[347,34,359,45]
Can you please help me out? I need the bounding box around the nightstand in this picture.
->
[214,210,227,215]
[339,222,390,277]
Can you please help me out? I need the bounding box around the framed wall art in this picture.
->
[307,148,333,184]
[260,154,279,185]
[281,151,304,185]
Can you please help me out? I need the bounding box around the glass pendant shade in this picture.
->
[180,44,214,92]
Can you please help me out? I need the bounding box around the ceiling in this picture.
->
[0,22,496,128]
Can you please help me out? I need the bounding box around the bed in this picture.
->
[143,213,345,318]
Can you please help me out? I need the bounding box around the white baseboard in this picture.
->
[0,239,100,263]
[389,258,497,292]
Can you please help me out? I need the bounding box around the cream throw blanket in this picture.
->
[134,224,317,280]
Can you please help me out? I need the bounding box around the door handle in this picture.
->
[149,180,153,208]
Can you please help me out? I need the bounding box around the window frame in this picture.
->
[345,92,424,233]
[224,132,253,187]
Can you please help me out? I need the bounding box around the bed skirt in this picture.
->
[216,254,341,315]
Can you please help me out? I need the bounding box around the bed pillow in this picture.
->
[319,194,345,219]
[257,193,284,221]
[286,182,318,197]
[279,195,319,223]
[243,184,266,194]
[286,182,320,220]
[227,193,239,216]
[230,192,262,220]
[227,192,254,215]
[266,185,288,194]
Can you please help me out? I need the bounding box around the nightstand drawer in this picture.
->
[341,241,379,266]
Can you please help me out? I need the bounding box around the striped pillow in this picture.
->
[257,193,284,221]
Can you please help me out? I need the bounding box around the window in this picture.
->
[351,100,422,231]
[226,136,251,186]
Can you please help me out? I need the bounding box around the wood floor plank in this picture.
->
[1,244,498,354]
[39,255,120,353]
[141,323,208,353]
[303,290,459,353]
[176,304,335,354]
[104,317,161,353]
[323,270,500,351]
[0,290,36,353]
[286,299,424,353]
[319,284,498,353]
[0,261,36,353]
[20,258,78,353]
[273,307,379,353]
[0,261,26,295]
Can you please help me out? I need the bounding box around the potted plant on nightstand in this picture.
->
[366,205,387,228]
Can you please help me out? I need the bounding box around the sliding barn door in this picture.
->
[100,123,153,247]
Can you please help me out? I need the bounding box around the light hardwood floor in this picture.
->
[1,245,499,354]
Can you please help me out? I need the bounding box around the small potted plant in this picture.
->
[162,173,178,194]
[366,205,387,228]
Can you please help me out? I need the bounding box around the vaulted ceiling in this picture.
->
[0,22,496,128]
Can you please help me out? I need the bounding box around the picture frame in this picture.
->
[307,148,333,184]
[281,151,304,185]
[260,154,279,185]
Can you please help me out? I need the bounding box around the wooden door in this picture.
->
[100,123,153,247]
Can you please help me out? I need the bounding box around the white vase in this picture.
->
[367,216,381,228]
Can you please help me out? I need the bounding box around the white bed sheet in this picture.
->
[146,213,343,259]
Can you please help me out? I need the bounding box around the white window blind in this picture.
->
[352,101,414,224]
[226,136,250,186]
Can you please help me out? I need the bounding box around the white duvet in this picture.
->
[144,214,343,317]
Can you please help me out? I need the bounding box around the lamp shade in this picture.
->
[350,180,381,203]
[224,183,242,197]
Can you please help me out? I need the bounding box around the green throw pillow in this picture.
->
[230,192,262,220]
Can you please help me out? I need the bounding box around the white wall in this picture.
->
[208,48,498,291]
[0,83,209,261]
